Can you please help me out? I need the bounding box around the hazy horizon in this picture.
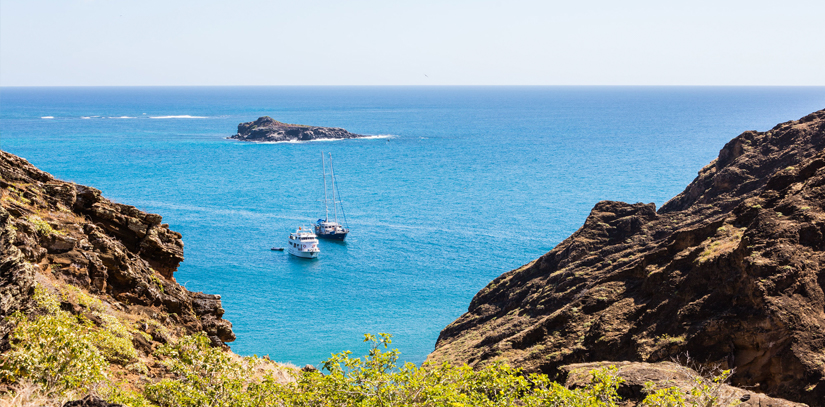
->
[2,0,824,87]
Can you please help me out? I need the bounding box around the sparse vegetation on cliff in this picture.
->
[0,278,745,406]
[2,308,745,407]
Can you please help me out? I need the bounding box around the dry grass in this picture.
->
[244,355,299,385]
[695,226,744,264]
[0,382,64,407]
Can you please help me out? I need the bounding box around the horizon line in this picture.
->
[3,84,825,89]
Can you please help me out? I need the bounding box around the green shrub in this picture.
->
[87,313,138,365]
[62,285,106,313]
[59,285,139,365]
[0,311,107,396]
[32,284,61,314]
[640,368,736,407]
[145,333,270,407]
[25,215,60,236]
[0,285,109,397]
[146,332,628,407]
[98,382,154,407]
[641,385,687,406]
[1,284,739,407]
[149,274,165,294]
[284,333,626,407]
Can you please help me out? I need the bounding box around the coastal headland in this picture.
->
[428,108,825,406]
[0,150,235,348]
[227,116,367,142]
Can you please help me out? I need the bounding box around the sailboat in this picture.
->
[315,152,350,241]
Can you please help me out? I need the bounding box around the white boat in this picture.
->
[287,227,320,258]
[315,152,350,241]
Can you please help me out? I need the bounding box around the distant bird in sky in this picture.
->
[424,74,428,77]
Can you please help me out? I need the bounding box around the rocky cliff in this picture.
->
[428,109,825,406]
[228,116,367,142]
[0,150,234,349]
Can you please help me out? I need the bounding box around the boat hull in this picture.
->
[288,247,319,258]
[317,232,347,241]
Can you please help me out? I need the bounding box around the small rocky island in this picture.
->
[228,116,367,142]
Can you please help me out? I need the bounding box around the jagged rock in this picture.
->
[45,233,77,253]
[0,150,234,347]
[301,364,318,373]
[62,395,122,407]
[227,116,367,142]
[0,207,36,351]
[428,109,825,406]
[131,331,153,353]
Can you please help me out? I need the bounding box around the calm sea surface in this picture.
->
[1,86,823,365]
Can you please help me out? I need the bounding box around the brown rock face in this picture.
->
[0,150,235,346]
[228,116,367,142]
[428,109,825,405]
[0,206,36,351]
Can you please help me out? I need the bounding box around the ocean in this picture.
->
[1,86,823,366]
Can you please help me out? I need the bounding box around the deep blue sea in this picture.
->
[1,86,823,366]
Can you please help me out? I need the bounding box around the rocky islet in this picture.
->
[228,116,367,142]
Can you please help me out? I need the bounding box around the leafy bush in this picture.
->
[641,385,688,407]
[1,284,740,407]
[146,332,627,407]
[145,333,276,407]
[24,215,60,236]
[284,333,626,407]
[97,382,154,407]
[87,313,138,365]
[60,285,139,365]
[61,285,105,313]
[0,286,108,397]
[0,311,107,396]
[641,367,736,407]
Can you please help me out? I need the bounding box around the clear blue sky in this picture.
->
[1,0,823,86]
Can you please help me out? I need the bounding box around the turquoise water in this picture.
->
[1,86,823,366]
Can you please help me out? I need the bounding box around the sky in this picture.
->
[1,0,824,86]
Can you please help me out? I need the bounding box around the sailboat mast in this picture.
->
[329,152,339,224]
[322,153,329,221]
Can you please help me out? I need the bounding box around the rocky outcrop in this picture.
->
[228,116,367,142]
[560,361,804,406]
[63,395,122,407]
[0,206,36,351]
[0,150,234,347]
[428,109,825,405]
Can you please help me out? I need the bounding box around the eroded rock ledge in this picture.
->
[428,109,825,406]
[0,150,234,348]
[228,116,367,142]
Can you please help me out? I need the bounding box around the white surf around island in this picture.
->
[231,134,397,145]
[149,115,208,119]
[73,115,207,120]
